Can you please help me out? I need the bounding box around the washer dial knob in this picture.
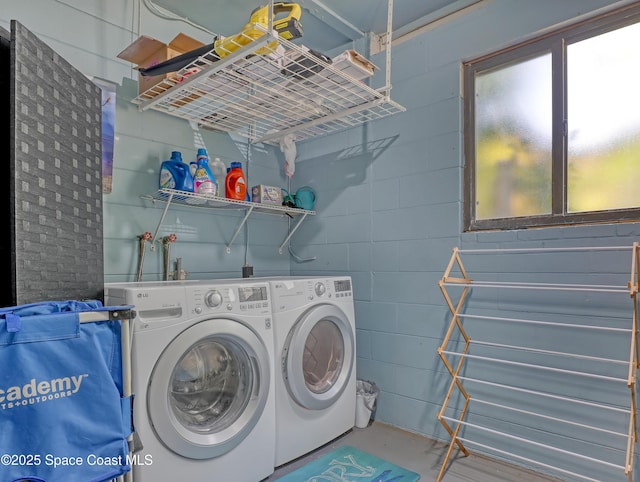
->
[205,290,223,308]
[315,282,326,297]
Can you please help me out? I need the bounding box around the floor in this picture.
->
[265,421,562,482]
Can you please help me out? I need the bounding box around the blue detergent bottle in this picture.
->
[159,151,194,192]
[193,148,218,195]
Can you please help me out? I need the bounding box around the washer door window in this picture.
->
[283,304,354,410]
[147,318,270,459]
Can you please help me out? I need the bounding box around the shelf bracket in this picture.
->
[142,190,315,256]
[226,205,255,253]
[149,191,174,251]
[279,212,308,254]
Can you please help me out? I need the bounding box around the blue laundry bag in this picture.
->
[0,300,134,482]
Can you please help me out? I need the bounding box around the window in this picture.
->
[464,4,640,231]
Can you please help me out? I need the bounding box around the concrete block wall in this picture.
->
[291,0,640,479]
[2,0,640,478]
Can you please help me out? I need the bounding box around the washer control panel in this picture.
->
[190,283,270,315]
[314,281,326,297]
[205,290,224,308]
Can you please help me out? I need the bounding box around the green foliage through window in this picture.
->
[464,4,640,230]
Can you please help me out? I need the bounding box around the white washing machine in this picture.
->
[104,280,275,482]
[269,276,356,466]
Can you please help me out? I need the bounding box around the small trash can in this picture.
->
[355,379,379,428]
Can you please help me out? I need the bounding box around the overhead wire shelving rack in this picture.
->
[130,0,405,144]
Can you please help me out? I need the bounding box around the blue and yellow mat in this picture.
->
[275,445,421,481]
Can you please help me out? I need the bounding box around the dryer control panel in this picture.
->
[271,277,352,312]
[189,283,271,316]
[312,278,352,299]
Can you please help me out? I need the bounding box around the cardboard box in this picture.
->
[117,33,206,95]
[251,185,282,205]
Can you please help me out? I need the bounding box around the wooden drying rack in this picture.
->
[436,243,640,482]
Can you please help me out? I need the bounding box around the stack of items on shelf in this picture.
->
[117,2,305,102]
[158,148,316,210]
[117,2,379,118]
[159,148,247,201]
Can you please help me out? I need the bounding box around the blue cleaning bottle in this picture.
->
[159,151,194,192]
[193,148,218,195]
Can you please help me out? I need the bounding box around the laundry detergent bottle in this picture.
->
[193,148,218,196]
[225,161,247,200]
[159,151,194,192]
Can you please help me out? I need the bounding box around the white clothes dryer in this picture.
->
[269,276,356,466]
[104,280,275,482]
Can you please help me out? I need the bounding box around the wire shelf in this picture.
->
[142,188,315,216]
[131,24,405,144]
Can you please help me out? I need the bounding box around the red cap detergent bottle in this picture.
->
[225,162,247,201]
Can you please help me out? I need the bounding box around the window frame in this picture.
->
[463,3,640,231]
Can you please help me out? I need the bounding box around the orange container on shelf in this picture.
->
[225,162,247,201]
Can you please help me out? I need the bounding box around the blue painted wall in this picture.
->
[105,78,293,281]
[289,0,640,479]
[2,0,639,479]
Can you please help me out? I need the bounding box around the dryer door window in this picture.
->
[304,319,344,394]
[283,304,354,410]
[147,318,270,459]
